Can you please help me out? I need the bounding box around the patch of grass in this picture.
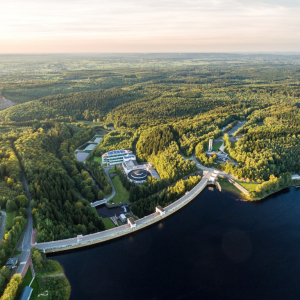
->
[93,156,102,163]
[101,218,116,230]
[238,181,260,191]
[15,267,33,300]
[78,120,105,127]
[14,250,22,255]
[5,211,17,233]
[212,141,223,151]
[108,175,130,205]
[109,168,117,174]
[30,278,42,300]
[218,178,245,198]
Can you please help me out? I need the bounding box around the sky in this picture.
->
[0,0,300,53]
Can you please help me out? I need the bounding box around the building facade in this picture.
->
[102,150,133,165]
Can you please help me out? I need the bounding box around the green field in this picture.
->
[93,156,102,163]
[5,211,17,233]
[108,175,130,205]
[218,178,244,197]
[212,141,223,151]
[78,120,104,126]
[101,218,116,230]
[109,168,117,174]
[15,267,41,300]
[30,278,42,300]
[238,181,260,192]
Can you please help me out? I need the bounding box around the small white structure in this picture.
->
[127,217,136,228]
[119,214,127,223]
[156,206,165,216]
[292,174,300,180]
[208,139,213,151]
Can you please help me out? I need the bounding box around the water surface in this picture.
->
[51,186,300,300]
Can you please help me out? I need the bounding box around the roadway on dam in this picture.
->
[34,171,213,253]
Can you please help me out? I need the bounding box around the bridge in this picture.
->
[90,199,108,207]
[34,171,214,253]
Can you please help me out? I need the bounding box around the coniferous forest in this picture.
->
[0,53,300,265]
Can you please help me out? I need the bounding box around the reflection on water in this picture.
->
[51,187,300,300]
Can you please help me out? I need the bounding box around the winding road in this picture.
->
[90,167,116,207]
[15,171,33,275]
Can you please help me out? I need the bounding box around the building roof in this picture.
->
[5,257,18,268]
[123,155,136,161]
[127,217,136,226]
[103,150,132,156]
[19,286,33,300]
[156,206,165,213]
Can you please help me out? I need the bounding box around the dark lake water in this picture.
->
[50,186,300,300]
[96,205,126,218]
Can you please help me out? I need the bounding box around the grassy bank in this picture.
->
[248,181,300,201]
[93,156,102,163]
[108,175,129,205]
[15,268,40,300]
[218,177,246,199]
[101,218,116,229]
[30,247,71,300]
[212,141,223,151]
[238,181,260,191]
[219,177,300,202]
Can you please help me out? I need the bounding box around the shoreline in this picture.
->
[220,178,300,202]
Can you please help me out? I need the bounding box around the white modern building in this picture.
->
[102,150,133,166]
[122,155,139,174]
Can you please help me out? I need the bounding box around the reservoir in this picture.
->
[50,186,300,300]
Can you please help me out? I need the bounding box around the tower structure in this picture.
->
[208,139,213,151]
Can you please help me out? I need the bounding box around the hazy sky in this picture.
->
[1,0,300,53]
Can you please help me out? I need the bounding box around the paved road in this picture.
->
[35,171,213,253]
[0,210,7,242]
[226,120,246,136]
[90,167,116,207]
[189,153,235,180]
[15,171,33,275]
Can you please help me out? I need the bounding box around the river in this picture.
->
[50,186,300,300]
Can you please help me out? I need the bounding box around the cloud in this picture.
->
[0,0,299,52]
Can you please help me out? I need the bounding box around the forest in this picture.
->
[1,53,300,297]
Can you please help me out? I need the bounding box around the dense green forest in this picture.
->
[14,123,104,241]
[1,54,300,297]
